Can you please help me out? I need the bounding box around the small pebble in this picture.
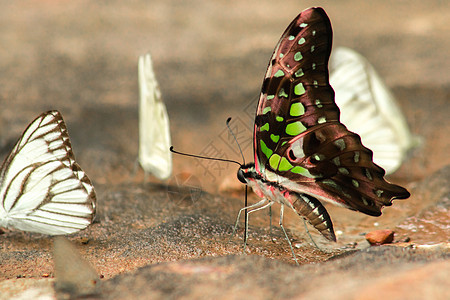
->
[79,237,90,244]
[365,229,395,245]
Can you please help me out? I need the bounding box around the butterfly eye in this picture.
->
[237,169,247,184]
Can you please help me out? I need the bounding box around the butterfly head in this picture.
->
[237,163,258,184]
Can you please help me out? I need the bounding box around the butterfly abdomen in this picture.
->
[244,171,336,242]
[289,192,336,242]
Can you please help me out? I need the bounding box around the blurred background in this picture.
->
[0,0,448,192]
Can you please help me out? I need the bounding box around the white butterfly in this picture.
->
[137,53,172,180]
[330,47,420,174]
[0,110,96,235]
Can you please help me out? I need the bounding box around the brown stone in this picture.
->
[366,229,395,245]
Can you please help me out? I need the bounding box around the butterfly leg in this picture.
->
[243,200,274,253]
[279,204,303,265]
[229,198,269,244]
[302,218,320,250]
[268,206,273,237]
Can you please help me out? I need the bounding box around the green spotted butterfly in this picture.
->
[237,7,410,242]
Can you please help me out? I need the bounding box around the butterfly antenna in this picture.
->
[170,146,242,166]
[226,117,246,165]
[226,117,249,245]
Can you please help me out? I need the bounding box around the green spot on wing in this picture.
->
[262,107,271,114]
[375,189,383,198]
[290,102,305,117]
[260,123,269,131]
[286,121,306,136]
[362,197,369,206]
[260,140,273,159]
[313,153,324,161]
[294,83,306,96]
[267,95,275,100]
[298,37,306,45]
[354,151,360,163]
[288,35,295,40]
[333,157,341,166]
[338,167,349,175]
[276,116,284,122]
[269,154,281,170]
[294,52,303,61]
[279,157,293,171]
[291,166,311,177]
[322,179,339,189]
[334,139,346,151]
[318,116,326,124]
[274,70,285,77]
[270,134,280,143]
[278,88,288,98]
[294,69,304,77]
[315,99,323,108]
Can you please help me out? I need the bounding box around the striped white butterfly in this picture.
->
[0,110,96,235]
[330,47,420,174]
[137,53,172,180]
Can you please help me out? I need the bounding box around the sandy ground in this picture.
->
[0,0,449,299]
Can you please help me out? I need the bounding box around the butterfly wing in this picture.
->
[138,53,173,180]
[330,47,420,174]
[0,111,96,235]
[254,7,336,174]
[253,7,409,218]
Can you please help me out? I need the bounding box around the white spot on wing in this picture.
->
[290,138,306,160]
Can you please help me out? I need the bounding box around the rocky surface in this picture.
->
[1,1,449,299]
